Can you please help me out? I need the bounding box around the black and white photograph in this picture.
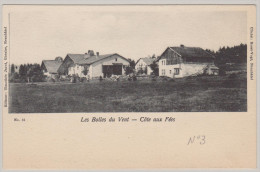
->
[7,6,248,113]
[2,4,257,170]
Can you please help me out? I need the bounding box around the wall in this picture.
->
[147,66,153,75]
[91,54,129,78]
[160,47,182,65]
[68,64,87,77]
[135,59,146,71]
[159,58,211,78]
[159,58,182,78]
[58,55,74,75]
[135,59,153,75]
[181,63,209,77]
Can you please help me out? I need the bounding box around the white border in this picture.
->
[0,0,259,172]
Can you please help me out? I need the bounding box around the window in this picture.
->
[169,70,171,74]
[115,58,117,61]
[162,69,165,76]
[174,68,180,75]
[161,60,166,65]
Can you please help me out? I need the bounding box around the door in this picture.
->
[113,64,122,75]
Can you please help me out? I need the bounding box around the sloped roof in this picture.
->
[136,57,155,66]
[170,47,215,59]
[141,58,155,65]
[42,60,62,73]
[67,53,128,65]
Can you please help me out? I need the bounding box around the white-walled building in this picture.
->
[135,57,154,75]
[58,50,130,79]
[158,45,219,78]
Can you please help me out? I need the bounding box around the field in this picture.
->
[9,73,247,113]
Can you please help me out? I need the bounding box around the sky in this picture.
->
[8,5,248,65]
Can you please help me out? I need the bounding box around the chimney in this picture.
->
[88,50,95,56]
[96,52,99,56]
[180,44,184,48]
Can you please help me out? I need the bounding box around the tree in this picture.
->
[19,64,27,78]
[151,54,156,59]
[127,58,135,68]
[125,66,134,75]
[11,64,15,74]
[27,67,34,83]
[31,64,44,82]
[55,56,63,62]
[82,65,89,76]
[214,43,247,66]
[144,66,148,74]
[150,61,159,76]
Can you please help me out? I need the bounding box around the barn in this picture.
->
[158,45,219,78]
[58,50,130,79]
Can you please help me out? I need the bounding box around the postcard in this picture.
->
[2,4,257,169]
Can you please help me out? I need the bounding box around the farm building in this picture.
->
[135,57,155,75]
[41,58,63,76]
[58,50,130,79]
[158,45,219,78]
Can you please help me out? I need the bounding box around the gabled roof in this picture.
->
[67,53,128,65]
[42,60,62,73]
[142,58,155,65]
[136,57,155,66]
[169,46,215,59]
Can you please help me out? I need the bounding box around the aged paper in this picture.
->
[2,5,256,169]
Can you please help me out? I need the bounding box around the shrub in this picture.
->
[133,75,137,81]
[82,66,89,76]
[219,67,226,76]
[80,77,87,83]
[228,73,238,79]
[168,78,175,82]
[185,76,194,80]
[125,66,134,75]
[150,61,159,76]
[9,72,19,83]
[31,74,45,82]
[99,76,103,82]
[137,69,144,75]
[71,74,80,83]
[53,75,60,81]
[152,78,157,81]
[197,72,208,77]
[162,77,168,81]
[47,77,55,82]
[59,77,70,82]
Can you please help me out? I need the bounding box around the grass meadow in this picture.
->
[9,72,247,113]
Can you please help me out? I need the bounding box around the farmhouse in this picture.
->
[41,58,63,76]
[158,45,219,78]
[58,50,130,79]
[135,57,155,75]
